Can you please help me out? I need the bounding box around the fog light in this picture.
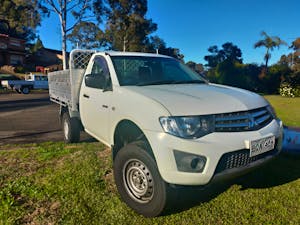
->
[173,150,206,173]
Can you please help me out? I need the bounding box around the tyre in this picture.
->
[62,112,80,143]
[21,86,30,94]
[114,143,171,217]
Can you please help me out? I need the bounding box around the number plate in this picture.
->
[250,136,275,157]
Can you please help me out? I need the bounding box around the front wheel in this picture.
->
[62,112,80,143]
[114,143,171,217]
[21,86,30,94]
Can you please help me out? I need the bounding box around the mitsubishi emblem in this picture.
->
[248,114,258,129]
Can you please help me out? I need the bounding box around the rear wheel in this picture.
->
[62,112,80,143]
[114,142,171,217]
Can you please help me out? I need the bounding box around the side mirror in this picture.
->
[85,74,103,89]
[85,73,112,91]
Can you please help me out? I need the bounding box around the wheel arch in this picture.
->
[21,85,33,89]
[112,119,155,161]
[20,85,32,94]
[59,106,83,131]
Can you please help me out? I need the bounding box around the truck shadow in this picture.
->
[0,98,51,112]
[235,153,300,189]
[164,153,300,215]
[79,132,98,143]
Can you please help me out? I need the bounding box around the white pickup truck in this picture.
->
[1,73,48,94]
[48,49,283,217]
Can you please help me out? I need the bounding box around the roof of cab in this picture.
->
[96,51,173,59]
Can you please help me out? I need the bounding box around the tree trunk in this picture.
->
[43,0,96,70]
[62,31,67,70]
[265,48,269,74]
[265,58,269,74]
[61,0,67,70]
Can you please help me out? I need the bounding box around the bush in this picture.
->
[0,65,15,74]
[279,83,300,97]
[14,66,27,73]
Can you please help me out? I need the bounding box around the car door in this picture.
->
[39,76,48,89]
[33,75,41,89]
[80,56,112,144]
[34,76,48,89]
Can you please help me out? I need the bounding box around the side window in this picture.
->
[91,57,109,77]
[86,56,111,90]
[41,76,48,81]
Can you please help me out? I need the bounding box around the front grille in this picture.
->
[214,140,279,175]
[215,107,273,132]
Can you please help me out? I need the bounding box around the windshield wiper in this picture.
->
[137,80,176,86]
[169,80,207,84]
[137,79,206,86]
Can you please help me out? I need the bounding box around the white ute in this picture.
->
[1,73,48,94]
[48,49,283,217]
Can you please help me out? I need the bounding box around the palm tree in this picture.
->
[290,38,300,69]
[254,31,287,72]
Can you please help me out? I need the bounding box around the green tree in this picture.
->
[221,42,243,63]
[291,38,300,51]
[279,38,300,71]
[159,47,184,61]
[254,31,287,72]
[146,35,184,60]
[290,37,300,71]
[204,45,222,68]
[214,61,243,87]
[204,42,242,68]
[186,61,204,74]
[104,0,157,52]
[278,38,300,91]
[146,35,166,52]
[264,64,291,94]
[32,36,44,52]
[241,63,263,92]
[0,0,43,40]
[39,0,105,69]
[204,42,243,85]
[68,21,106,49]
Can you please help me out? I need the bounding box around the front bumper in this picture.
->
[144,119,283,186]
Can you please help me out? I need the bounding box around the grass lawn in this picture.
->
[264,95,300,127]
[0,96,299,224]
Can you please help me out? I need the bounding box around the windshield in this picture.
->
[111,56,207,86]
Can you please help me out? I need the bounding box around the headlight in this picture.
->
[159,115,214,139]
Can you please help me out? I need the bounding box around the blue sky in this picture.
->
[38,0,299,65]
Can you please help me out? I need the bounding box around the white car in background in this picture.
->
[1,73,48,94]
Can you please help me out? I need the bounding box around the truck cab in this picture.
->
[25,74,48,90]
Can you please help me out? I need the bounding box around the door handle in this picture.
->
[83,94,89,98]
[102,105,108,109]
